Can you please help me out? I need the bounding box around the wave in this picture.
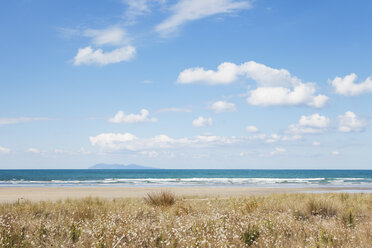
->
[1,177,372,187]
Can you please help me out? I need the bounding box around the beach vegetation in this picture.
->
[0,193,371,247]
[241,224,259,246]
[144,191,176,207]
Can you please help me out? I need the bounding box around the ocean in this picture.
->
[0,169,372,188]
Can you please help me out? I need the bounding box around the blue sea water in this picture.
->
[0,170,372,188]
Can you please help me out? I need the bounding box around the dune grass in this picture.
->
[144,191,176,207]
[0,193,371,247]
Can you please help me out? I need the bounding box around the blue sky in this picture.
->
[1,0,372,169]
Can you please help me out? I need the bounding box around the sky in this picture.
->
[1,0,372,169]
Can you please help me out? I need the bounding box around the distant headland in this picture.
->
[88,163,158,170]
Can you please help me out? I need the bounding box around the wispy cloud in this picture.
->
[83,27,129,46]
[156,0,252,34]
[0,117,52,126]
[90,132,236,151]
[123,0,166,24]
[0,146,11,154]
[156,107,192,113]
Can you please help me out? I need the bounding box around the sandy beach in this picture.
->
[1,186,371,203]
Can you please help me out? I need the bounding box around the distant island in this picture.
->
[89,163,157,170]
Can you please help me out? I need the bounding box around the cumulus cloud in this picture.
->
[178,61,300,86]
[156,0,251,34]
[247,84,328,108]
[89,132,237,151]
[338,111,367,132]
[329,73,372,96]
[209,100,237,113]
[246,125,258,133]
[178,62,240,84]
[0,146,10,154]
[0,117,51,126]
[73,46,136,66]
[108,109,157,124]
[178,61,328,108]
[287,114,330,134]
[192,116,213,127]
[332,151,340,156]
[298,114,330,128]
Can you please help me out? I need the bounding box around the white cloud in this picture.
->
[178,61,328,108]
[240,61,302,87]
[266,134,281,143]
[332,151,340,156]
[246,125,258,133]
[249,133,301,143]
[269,147,286,156]
[312,141,321,146]
[0,146,10,154]
[123,0,151,21]
[156,0,251,34]
[178,61,300,86]
[247,84,328,108]
[178,62,240,84]
[89,132,237,151]
[156,107,192,113]
[73,46,136,66]
[0,117,51,126]
[192,116,213,127]
[209,100,237,113]
[338,111,367,132]
[83,27,128,46]
[298,114,330,128]
[27,148,41,153]
[140,150,159,158]
[53,148,91,156]
[109,109,157,124]
[329,73,372,96]
[287,114,330,134]
[123,0,165,23]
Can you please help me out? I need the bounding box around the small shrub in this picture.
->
[241,224,259,246]
[306,198,337,218]
[38,224,47,240]
[244,199,258,213]
[342,208,355,228]
[144,191,176,207]
[319,229,334,246]
[293,209,308,220]
[70,223,81,243]
[154,233,165,247]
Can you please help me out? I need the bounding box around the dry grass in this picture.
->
[0,193,371,247]
[144,191,176,207]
